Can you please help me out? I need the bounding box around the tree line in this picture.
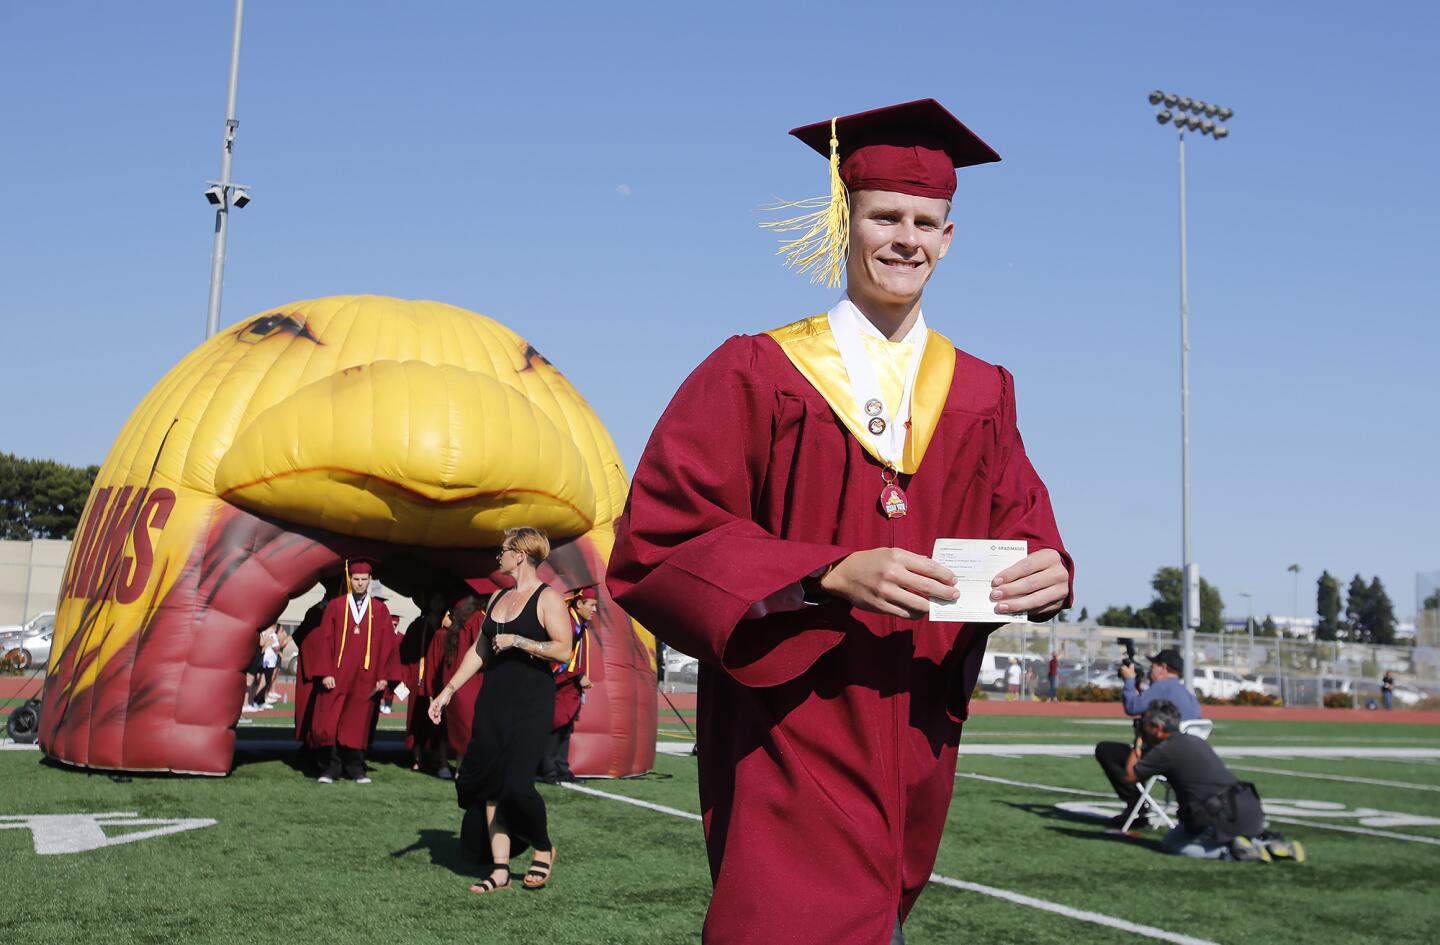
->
[1083,564,1402,645]
[1315,570,1398,644]
[0,452,99,540]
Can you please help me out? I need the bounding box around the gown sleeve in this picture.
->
[607,336,850,688]
[301,603,338,680]
[374,601,403,682]
[987,366,1075,615]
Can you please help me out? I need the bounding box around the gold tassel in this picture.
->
[761,117,849,289]
[337,560,351,670]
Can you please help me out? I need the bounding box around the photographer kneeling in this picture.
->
[1122,701,1303,862]
[1094,648,1201,828]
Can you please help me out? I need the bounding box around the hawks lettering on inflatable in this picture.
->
[39,296,656,776]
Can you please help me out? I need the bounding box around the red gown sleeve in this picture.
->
[373,601,403,682]
[988,366,1075,615]
[608,337,850,688]
[301,603,338,680]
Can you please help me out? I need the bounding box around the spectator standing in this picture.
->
[1047,652,1060,702]
[1381,671,1395,711]
[1005,657,1022,701]
[247,625,280,710]
[429,527,574,894]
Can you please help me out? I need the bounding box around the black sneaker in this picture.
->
[1106,811,1151,830]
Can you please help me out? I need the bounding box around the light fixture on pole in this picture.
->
[204,0,249,339]
[1147,90,1233,691]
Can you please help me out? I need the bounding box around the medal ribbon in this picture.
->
[827,298,927,469]
[337,593,373,670]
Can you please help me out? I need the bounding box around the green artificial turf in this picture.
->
[2,716,1437,944]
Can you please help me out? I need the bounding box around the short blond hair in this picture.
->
[503,526,550,566]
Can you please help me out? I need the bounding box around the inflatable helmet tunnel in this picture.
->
[38,295,656,776]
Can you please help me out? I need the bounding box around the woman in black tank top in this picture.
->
[427,527,575,894]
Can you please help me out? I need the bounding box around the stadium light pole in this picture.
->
[1238,590,1254,659]
[1148,90,1233,690]
[205,0,250,339]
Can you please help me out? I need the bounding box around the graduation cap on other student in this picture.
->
[763,98,1001,288]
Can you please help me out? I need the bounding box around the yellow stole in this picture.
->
[336,594,373,671]
[764,314,956,475]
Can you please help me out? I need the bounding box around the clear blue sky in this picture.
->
[2,1,1436,622]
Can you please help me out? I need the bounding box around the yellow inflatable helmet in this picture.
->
[40,296,655,776]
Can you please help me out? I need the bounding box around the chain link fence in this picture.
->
[983,621,1440,709]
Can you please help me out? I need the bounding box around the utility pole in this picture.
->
[204,0,250,338]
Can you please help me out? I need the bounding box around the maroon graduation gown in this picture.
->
[402,611,483,756]
[608,334,1073,945]
[551,617,589,730]
[303,594,402,750]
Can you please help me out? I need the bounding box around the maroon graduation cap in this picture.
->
[788,98,1000,201]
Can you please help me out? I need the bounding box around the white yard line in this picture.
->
[562,781,1221,945]
[561,781,702,822]
[926,876,1221,945]
[1265,816,1440,847]
[957,771,1440,846]
[1227,764,1440,793]
[957,772,1110,797]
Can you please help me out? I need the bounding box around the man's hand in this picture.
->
[990,548,1069,618]
[1119,662,1137,680]
[322,676,336,690]
[373,681,388,694]
[820,548,958,620]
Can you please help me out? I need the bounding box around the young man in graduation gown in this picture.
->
[607,100,1074,945]
[302,561,403,783]
[539,586,595,783]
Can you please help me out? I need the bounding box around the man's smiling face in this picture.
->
[845,189,955,311]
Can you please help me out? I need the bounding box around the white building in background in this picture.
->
[0,538,418,631]
[1222,614,1316,639]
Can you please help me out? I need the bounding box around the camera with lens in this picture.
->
[1117,636,1137,671]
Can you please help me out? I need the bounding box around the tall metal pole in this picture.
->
[206,0,246,339]
[1178,130,1197,691]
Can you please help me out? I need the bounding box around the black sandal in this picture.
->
[522,846,556,890]
[469,864,512,894]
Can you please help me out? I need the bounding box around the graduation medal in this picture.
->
[879,465,908,519]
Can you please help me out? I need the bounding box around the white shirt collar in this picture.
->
[837,294,927,346]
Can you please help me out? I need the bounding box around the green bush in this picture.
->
[1060,684,1121,702]
[1232,689,1282,707]
[1323,693,1355,709]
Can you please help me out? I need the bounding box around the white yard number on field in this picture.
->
[0,812,217,854]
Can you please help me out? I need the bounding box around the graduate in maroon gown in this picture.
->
[608,99,1074,945]
[539,586,595,783]
[303,560,403,783]
[401,590,484,777]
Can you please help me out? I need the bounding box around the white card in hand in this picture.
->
[392,682,410,703]
[928,539,1028,622]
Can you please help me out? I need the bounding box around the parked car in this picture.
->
[1190,666,1248,700]
[1242,674,1281,698]
[1390,683,1430,707]
[976,652,1047,692]
[0,612,55,670]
